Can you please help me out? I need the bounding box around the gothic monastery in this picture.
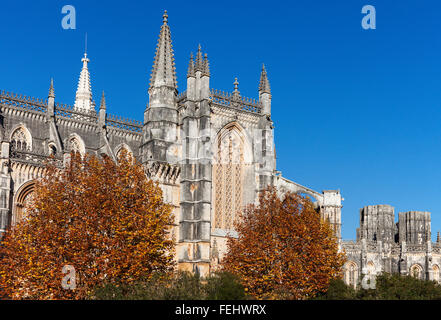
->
[0,11,438,286]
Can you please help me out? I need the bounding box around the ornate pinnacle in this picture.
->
[195,44,203,72]
[48,78,55,98]
[163,10,168,24]
[149,11,177,90]
[233,77,240,97]
[203,53,210,77]
[100,91,106,110]
[437,231,440,243]
[187,53,195,78]
[259,64,271,94]
[82,53,90,66]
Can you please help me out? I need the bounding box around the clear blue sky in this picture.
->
[1,0,441,240]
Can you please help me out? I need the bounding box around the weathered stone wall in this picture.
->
[342,206,440,288]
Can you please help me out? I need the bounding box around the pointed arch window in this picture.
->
[344,261,358,288]
[212,124,246,231]
[11,127,32,151]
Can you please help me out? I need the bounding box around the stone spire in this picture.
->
[437,231,440,243]
[149,10,177,90]
[187,53,195,78]
[259,64,271,94]
[48,78,55,98]
[74,52,94,112]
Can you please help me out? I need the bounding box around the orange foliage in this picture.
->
[222,187,345,300]
[0,150,175,299]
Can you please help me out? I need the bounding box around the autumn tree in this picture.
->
[222,187,345,300]
[0,150,175,300]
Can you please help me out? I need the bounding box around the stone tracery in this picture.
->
[213,124,245,231]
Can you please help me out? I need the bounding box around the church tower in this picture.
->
[179,45,212,276]
[141,11,182,271]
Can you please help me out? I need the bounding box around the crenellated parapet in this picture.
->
[0,89,142,141]
[0,90,48,113]
[210,89,262,114]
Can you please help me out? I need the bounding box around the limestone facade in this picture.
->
[342,205,441,288]
[0,11,342,276]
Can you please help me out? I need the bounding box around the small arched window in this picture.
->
[11,127,32,151]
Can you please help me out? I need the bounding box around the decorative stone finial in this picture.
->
[259,63,271,94]
[100,91,106,110]
[82,53,89,65]
[203,53,210,76]
[233,77,240,98]
[163,10,168,24]
[48,78,55,98]
[195,44,203,72]
[187,52,195,78]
